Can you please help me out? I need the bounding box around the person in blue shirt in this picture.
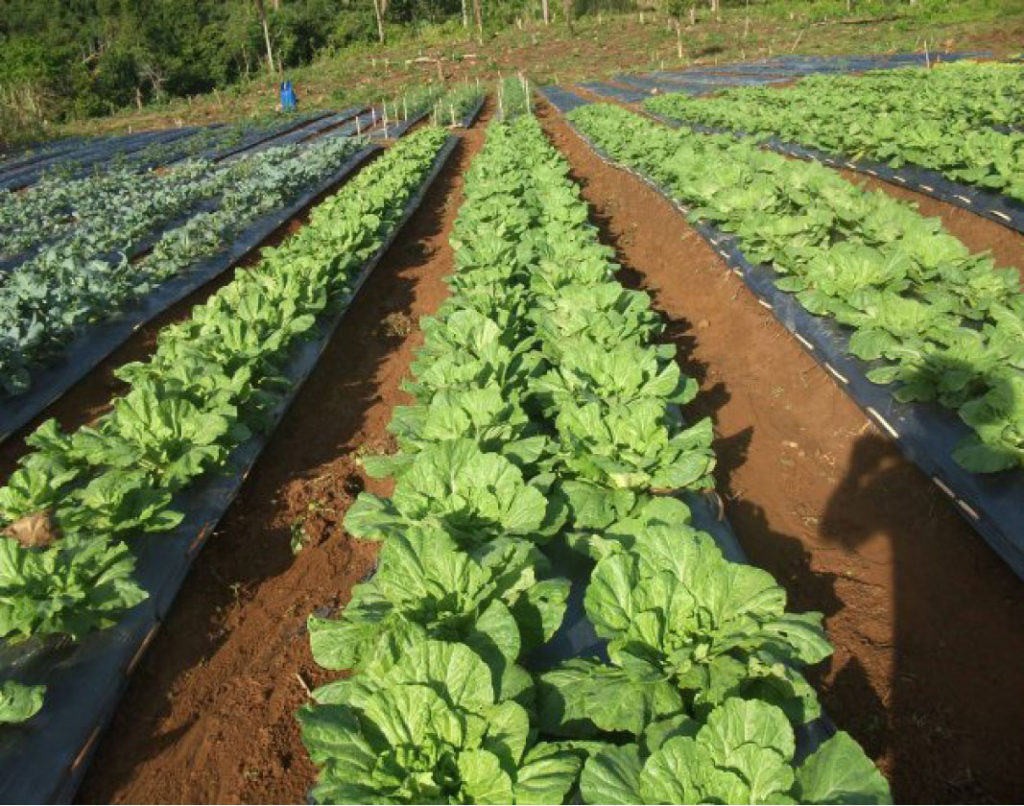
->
[280,80,298,112]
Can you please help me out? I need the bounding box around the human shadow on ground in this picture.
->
[821,433,1024,802]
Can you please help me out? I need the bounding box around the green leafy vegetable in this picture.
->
[308,527,568,690]
[539,522,831,732]
[299,636,584,805]
[345,439,563,545]
[569,102,1024,473]
[0,680,46,725]
[580,697,891,804]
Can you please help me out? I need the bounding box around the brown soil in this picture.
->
[75,105,490,804]
[536,99,1024,804]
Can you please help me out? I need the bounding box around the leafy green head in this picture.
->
[299,636,585,805]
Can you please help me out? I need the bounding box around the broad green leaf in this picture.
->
[459,748,515,804]
[0,680,45,724]
[580,744,644,805]
[795,731,893,805]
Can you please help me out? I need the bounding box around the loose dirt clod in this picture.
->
[379,311,414,338]
[2,510,60,549]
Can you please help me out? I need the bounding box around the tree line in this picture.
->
[1,0,385,121]
[0,0,617,125]
[3,0,768,139]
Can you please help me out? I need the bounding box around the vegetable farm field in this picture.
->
[1,54,1024,806]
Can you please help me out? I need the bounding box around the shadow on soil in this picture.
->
[540,102,1024,803]
[820,433,1024,801]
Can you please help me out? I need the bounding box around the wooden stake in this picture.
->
[371,0,385,43]
[471,0,483,43]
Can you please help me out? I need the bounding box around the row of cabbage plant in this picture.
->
[297,112,891,804]
[0,127,451,722]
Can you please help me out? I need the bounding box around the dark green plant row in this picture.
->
[0,134,365,398]
[0,115,324,256]
[296,112,891,804]
[0,160,216,257]
[570,103,1024,474]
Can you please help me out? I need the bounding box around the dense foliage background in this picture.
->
[0,0,606,121]
[0,0,1017,143]
[1,0,374,119]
